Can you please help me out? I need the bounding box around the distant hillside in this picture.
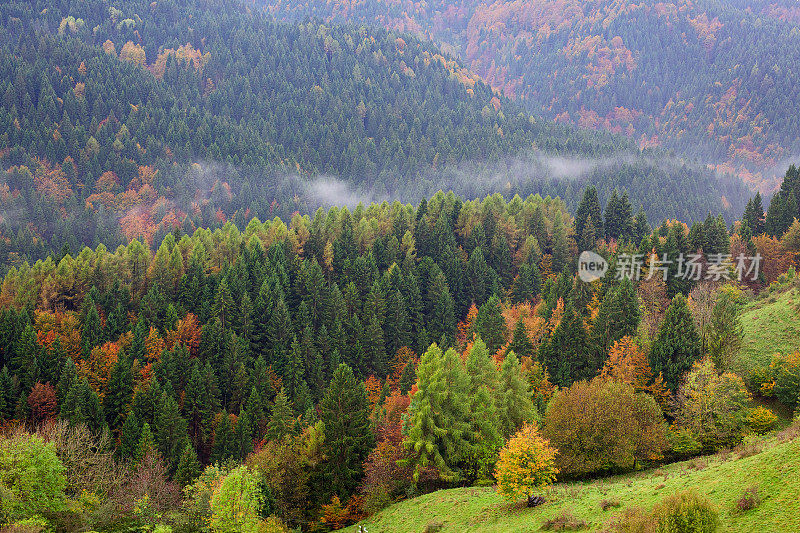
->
[352,430,800,533]
[0,0,748,268]
[265,0,800,192]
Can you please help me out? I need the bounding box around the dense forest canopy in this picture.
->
[0,179,796,529]
[265,0,800,191]
[0,0,749,272]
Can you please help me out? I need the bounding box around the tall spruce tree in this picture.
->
[474,296,508,354]
[649,294,702,391]
[320,363,373,499]
[265,388,294,442]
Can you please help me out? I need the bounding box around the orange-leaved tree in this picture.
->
[495,422,558,502]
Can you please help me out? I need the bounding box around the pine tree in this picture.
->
[118,411,141,460]
[153,391,190,472]
[575,187,603,250]
[474,295,507,354]
[136,422,157,462]
[321,363,374,499]
[174,442,202,487]
[104,357,133,432]
[507,321,534,359]
[265,387,294,441]
[211,412,236,464]
[650,294,702,391]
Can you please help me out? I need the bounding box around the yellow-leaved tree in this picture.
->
[495,422,558,505]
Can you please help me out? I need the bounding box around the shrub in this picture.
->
[544,379,667,477]
[541,510,587,531]
[651,490,719,533]
[37,420,123,498]
[601,499,622,511]
[669,428,702,457]
[4,516,49,533]
[0,433,66,522]
[746,406,778,435]
[672,359,752,451]
[771,352,800,408]
[495,423,558,502]
[606,506,654,533]
[733,437,763,459]
[735,486,761,512]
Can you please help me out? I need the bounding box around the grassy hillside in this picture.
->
[736,284,800,376]
[352,430,800,533]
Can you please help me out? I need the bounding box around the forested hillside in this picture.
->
[0,179,799,529]
[0,0,749,270]
[265,0,800,191]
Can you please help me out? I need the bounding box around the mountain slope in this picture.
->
[0,0,748,268]
[351,431,800,532]
[266,0,800,191]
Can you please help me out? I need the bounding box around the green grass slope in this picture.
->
[352,432,800,532]
[737,285,800,376]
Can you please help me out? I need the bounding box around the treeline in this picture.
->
[0,185,798,529]
[0,0,749,270]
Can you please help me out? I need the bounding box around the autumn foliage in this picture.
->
[495,422,558,502]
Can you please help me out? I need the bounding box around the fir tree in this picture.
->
[81,295,103,357]
[233,408,254,461]
[474,295,508,354]
[320,363,374,499]
[104,357,133,432]
[153,391,190,472]
[539,304,590,387]
[211,412,236,464]
[265,388,294,441]
[650,294,702,391]
[575,187,604,250]
[398,360,416,395]
[136,422,157,463]
[174,442,202,487]
[507,320,534,359]
[60,378,105,434]
[118,411,141,460]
